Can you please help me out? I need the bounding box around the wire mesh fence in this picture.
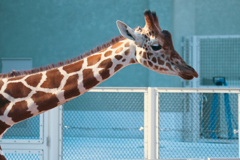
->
[62,91,145,160]
[5,154,40,160]
[4,150,43,160]
[182,35,240,87]
[2,115,40,140]
[199,37,240,86]
[158,92,238,159]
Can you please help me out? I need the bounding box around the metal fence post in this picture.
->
[147,87,157,159]
[238,94,240,158]
[48,106,62,160]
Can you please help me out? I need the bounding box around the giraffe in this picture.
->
[0,10,198,160]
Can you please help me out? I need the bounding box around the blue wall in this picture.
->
[1,0,240,87]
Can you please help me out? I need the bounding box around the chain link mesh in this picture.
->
[62,92,145,159]
[200,37,240,86]
[158,92,238,159]
[2,115,40,139]
[5,153,41,160]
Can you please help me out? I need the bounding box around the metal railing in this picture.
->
[2,87,240,160]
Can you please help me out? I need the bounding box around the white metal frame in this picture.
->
[156,88,240,159]
[3,87,240,160]
[58,87,150,160]
[1,112,49,160]
[0,114,44,144]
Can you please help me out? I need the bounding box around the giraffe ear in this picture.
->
[116,20,138,41]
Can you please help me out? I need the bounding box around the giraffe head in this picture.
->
[116,10,198,80]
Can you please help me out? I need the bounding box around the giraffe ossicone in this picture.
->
[0,10,198,159]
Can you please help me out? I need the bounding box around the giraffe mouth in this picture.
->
[177,64,198,80]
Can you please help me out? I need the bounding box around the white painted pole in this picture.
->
[238,94,240,158]
[144,92,148,159]
[147,87,157,159]
[48,106,61,160]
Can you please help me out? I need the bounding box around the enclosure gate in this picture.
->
[0,108,63,160]
[156,88,239,159]
[2,87,240,160]
[0,114,47,159]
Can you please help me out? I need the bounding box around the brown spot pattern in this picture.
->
[114,64,123,72]
[25,73,43,87]
[8,101,33,122]
[62,74,80,100]
[104,51,112,57]
[122,59,126,62]
[111,42,123,49]
[87,54,102,66]
[41,69,64,89]
[0,94,10,115]
[82,69,99,89]
[148,61,153,67]
[130,58,136,64]
[124,49,130,56]
[0,80,3,90]
[166,63,174,71]
[99,69,110,80]
[98,58,113,69]
[32,91,59,112]
[8,76,23,81]
[143,61,148,67]
[152,57,157,63]
[124,42,130,47]
[115,55,123,60]
[63,60,83,74]
[158,57,164,65]
[142,52,147,59]
[0,120,10,136]
[161,54,165,58]
[4,82,31,98]
[147,53,153,59]
[154,65,158,70]
[115,47,123,54]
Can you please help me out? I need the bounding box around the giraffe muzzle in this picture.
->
[177,64,198,80]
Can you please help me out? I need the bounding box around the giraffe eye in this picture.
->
[151,44,162,51]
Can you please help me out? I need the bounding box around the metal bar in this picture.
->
[147,87,157,159]
[4,149,43,154]
[89,87,148,93]
[58,105,63,160]
[192,36,199,87]
[156,88,240,93]
[43,112,49,160]
[156,89,159,159]
[144,92,148,159]
[48,106,61,160]
[196,35,240,39]
[2,144,47,150]
[239,93,240,158]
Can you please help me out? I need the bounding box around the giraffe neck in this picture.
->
[0,38,136,135]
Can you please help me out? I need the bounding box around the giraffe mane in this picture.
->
[0,35,125,79]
